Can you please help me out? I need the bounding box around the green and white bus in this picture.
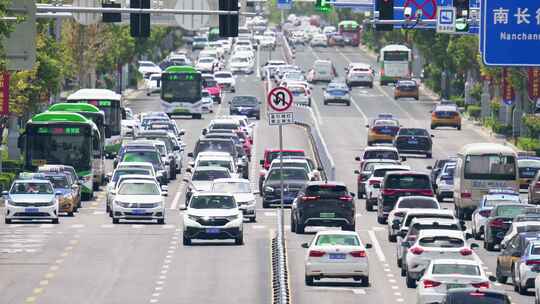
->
[20,112,103,200]
[48,103,106,186]
[378,44,412,86]
[67,89,122,157]
[160,65,204,119]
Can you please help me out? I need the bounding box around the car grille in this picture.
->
[118,202,159,208]
[13,202,52,207]
[196,218,229,226]
[13,212,50,217]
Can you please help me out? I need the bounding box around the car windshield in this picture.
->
[315,234,359,246]
[364,162,397,171]
[464,154,516,180]
[373,168,407,177]
[516,225,540,233]
[122,151,160,165]
[232,57,249,63]
[397,198,438,209]
[232,96,258,106]
[485,199,519,207]
[399,129,428,136]
[364,151,398,160]
[306,185,348,197]
[199,58,213,63]
[267,168,308,181]
[495,205,526,217]
[419,236,464,248]
[214,73,231,78]
[268,151,305,163]
[405,214,455,227]
[45,176,69,189]
[192,170,230,181]
[190,195,236,209]
[212,182,251,193]
[272,162,308,171]
[205,80,218,87]
[198,160,232,171]
[386,175,431,189]
[532,245,540,254]
[118,182,159,195]
[432,264,480,276]
[11,182,54,194]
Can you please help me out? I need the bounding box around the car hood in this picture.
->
[187,208,240,217]
[191,181,213,192]
[9,194,55,202]
[233,193,256,203]
[115,194,163,203]
[230,62,251,68]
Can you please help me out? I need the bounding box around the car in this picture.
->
[302,230,372,286]
[261,60,287,80]
[483,202,530,251]
[310,34,328,47]
[322,26,336,37]
[495,231,540,286]
[144,73,161,96]
[393,128,434,158]
[471,189,521,240]
[500,221,540,249]
[229,55,254,74]
[366,114,401,146]
[185,166,232,202]
[289,85,311,106]
[536,273,540,304]
[307,60,337,83]
[403,229,478,288]
[431,105,462,130]
[427,157,457,189]
[386,196,440,242]
[528,169,540,204]
[328,34,345,47]
[357,145,402,162]
[42,172,78,216]
[435,162,456,202]
[211,178,257,222]
[213,71,236,93]
[323,82,351,106]
[376,171,434,224]
[394,80,419,100]
[363,164,410,212]
[518,156,540,190]
[182,192,244,245]
[192,36,208,50]
[138,61,162,78]
[281,71,306,83]
[291,182,356,233]
[345,63,374,88]
[201,90,214,114]
[3,179,61,224]
[441,288,511,304]
[136,130,184,175]
[229,96,261,119]
[416,259,493,304]
[260,158,319,192]
[353,159,401,198]
[111,179,166,224]
[105,167,153,213]
[262,167,310,208]
[196,57,218,73]
[38,165,81,209]
[202,77,222,104]
[260,149,306,171]
[191,138,238,165]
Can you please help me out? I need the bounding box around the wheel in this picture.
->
[360,276,369,287]
[415,96,419,100]
[183,235,191,246]
[365,200,373,212]
[170,166,177,180]
[5,218,11,224]
[369,83,373,88]
[436,194,443,202]
[157,218,165,225]
[255,115,260,120]
[401,266,406,276]
[192,114,202,119]
[291,215,296,232]
[296,221,305,234]
[93,182,99,191]
[426,153,432,159]
[394,96,398,100]
[496,262,507,283]
[346,101,351,106]
[235,233,244,245]
[484,240,495,251]
[112,217,119,224]
[405,270,417,288]
[377,216,386,224]
[324,101,328,105]
[457,125,462,130]
[249,217,256,223]
[52,218,59,224]
[397,257,402,268]
[388,232,397,242]
[262,200,269,208]
[305,275,314,286]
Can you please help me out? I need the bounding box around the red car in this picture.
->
[235,130,252,160]
[204,78,222,104]
[260,149,306,170]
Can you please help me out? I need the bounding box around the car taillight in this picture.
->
[309,250,326,257]
[526,260,540,265]
[489,218,505,228]
[471,281,490,289]
[460,248,473,256]
[350,250,366,257]
[419,190,433,196]
[369,180,380,185]
[461,192,472,199]
[423,279,441,288]
[410,246,424,255]
[479,210,491,217]
[339,196,353,202]
[535,181,540,188]
[302,196,320,201]
[382,189,397,196]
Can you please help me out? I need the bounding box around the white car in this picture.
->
[211,178,257,222]
[310,34,328,47]
[105,168,153,213]
[288,85,311,106]
[500,221,540,249]
[206,41,226,58]
[138,61,161,78]
[144,73,161,96]
[3,179,60,224]
[196,57,218,73]
[435,162,456,202]
[513,239,540,295]
[259,35,276,48]
[213,71,236,92]
[189,153,238,178]
[303,230,372,286]
[182,192,244,245]
[364,164,410,211]
[184,166,232,202]
[229,56,254,74]
[121,119,140,137]
[387,196,440,242]
[416,259,492,304]
[111,179,167,224]
[218,39,232,53]
[201,90,214,114]
[471,189,521,240]
[404,229,479,288]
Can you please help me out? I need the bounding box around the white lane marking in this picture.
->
[350,96,369,123]
[368,229,386,262]
[170,188,182,210]
[252,225,266,229]
[310,97,325,126]
[40,224,54,228]
[70,224,85,229]
[93,211,105,215]
[132,225,144,229]
[162,224,175,229]
[264,212,277,217]
[256,47,261,78]
[308,286,366,294]
[101,224,114,229]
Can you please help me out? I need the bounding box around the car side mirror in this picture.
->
[430,134,435,138]
[354,156,361,161]
[401,156,407,162]
[202,129,208,135]
[186,167,192,173]
[110,189,116,195]
[349,192,355,198]
[2,190,8,197]
[180,205,188,211]
[426,166,433,170]
[183,177,190,182]
[180,130,186,136]
[301,243,309,249]
[161,185,169,196]
[188,152,194,158]
[399,230,407,238]
[174,146,180,151]
[365,124,369,128]
[488,275,497,282]
[500,243,507,249]
[364,243,372,249]
[354,170,360,174]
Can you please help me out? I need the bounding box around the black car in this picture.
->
[291,182,355,234]
[442,288,510,304]
[484,203,530,251]
[262,167,309,208]
[394,128,434,158]
[229,96,261,120]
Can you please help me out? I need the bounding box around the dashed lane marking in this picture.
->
[307,286,366,295]
[368,230,386,262]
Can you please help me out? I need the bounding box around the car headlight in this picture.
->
[225,214,239,220]
[114,201,129,208]
[264,186,274,193]
[187,214,201,221]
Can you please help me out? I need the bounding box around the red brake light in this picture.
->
[350,250,366,257]
[339,196,353,202]
[382,189,397,196]
[410,246,424,255]
[309,250,326,257]
[369,180,380,185]
[471,281,490,289]
[489,218,505,228]
[302,196,319,201]
[526,260,540,265]
[419,190,434,196]
[423,279,441,288]
[460,248,473,256]
[479,210,491,217]
[461,192,472,199]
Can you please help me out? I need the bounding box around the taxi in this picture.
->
[517,156,540,190]
[431,105,461,130]
[366,114,400,146]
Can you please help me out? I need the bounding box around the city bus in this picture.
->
[454,143,519,220]
[337,20,361,46]
[66,89,122,157]
[378,44,412,86]
[160,65,204,119]
[19,112,103,200]
[48,103,106,186]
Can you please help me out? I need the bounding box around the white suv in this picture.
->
[182,193,244,245]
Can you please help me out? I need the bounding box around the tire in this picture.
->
[388,232,397,242]
[343,223,355,231]
[346,101,351,106]
[183,235,191,246]
[235,233,244,245]
[305,275,314,286]
[365,200,373,212]
[496,262,507,284]
[93,182,99,191]
[157,218,165,225]
[262,200,269,209]
[397,257,402,268]
[52,218,59,224]
[426,153,432,159]
[255,115,260,120]
[112,217,119,224]
[360,276,369,287]
[401,266,406,277]
[406,271,417,288]
[485,240,495,251]
[249,217,256,223]
[67,211,74,217]
[4,218,11,224]
[324,101,328,105]
[192,114,202,119]
[369,83,373,89]
[457,125,462,130]
[291,215,296,232]
[415,96,419,100]
[377,215,386,225]
[430,125,436,130]
[296,221,305,234]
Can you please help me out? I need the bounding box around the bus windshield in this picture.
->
[161,73,202,103]
[383,51,409,61]
[464,154,517,180]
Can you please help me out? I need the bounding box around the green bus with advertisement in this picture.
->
[160,65,203,119]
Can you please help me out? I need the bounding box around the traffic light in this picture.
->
[376,0,394,31]
[130,0,150,38]
[454,0,469,33]
[102,1,121,23]
[315,0,332,13]
[219,0,239,37]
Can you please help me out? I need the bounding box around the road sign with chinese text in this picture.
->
[481,0,540,66]
[528,68,540,103]
[436,6,456,33]
[268,112,294,125]
[277,0,292,9]
[502,68,515,106]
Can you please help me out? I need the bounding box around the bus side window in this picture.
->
[92,132,101,157]
[121,107,127,120]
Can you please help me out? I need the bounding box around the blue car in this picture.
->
[323,83,351,106]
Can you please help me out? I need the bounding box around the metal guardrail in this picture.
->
[279,32,295,64]
[271,211,291,304]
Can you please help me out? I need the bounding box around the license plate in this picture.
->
[329,253,346,259]
[25,208,38,213]
[173,108,189,113]
[408,139,418,144]
[320,212,335,218]
[132,209,146,214]
[206,228,220,234]
[446,283,466,290]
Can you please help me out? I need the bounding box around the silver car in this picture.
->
[3,179,60,224]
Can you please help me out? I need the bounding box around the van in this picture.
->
[307,60,336,83]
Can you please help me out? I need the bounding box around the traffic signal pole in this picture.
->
[33,5,255,16]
